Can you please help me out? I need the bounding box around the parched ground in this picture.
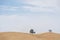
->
[35,32,60,40]
[0,32,60,40]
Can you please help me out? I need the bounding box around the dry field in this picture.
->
[0,32,60,40]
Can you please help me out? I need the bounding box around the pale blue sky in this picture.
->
[0,0,60,33]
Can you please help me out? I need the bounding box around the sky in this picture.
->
[0,0,60,33]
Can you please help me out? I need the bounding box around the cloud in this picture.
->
[25,0,56,6]
[23,6,56,13]
[19,0,57,13]
[0,5,56,15]
[0,14,60,33]
[57,0,60,7]
[0,0,59,15]
[0,5,19,11]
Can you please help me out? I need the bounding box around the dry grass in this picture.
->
[0,32,60,40]
[35,32,60,40]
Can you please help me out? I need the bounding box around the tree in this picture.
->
[30,29,35,34]
[49,29,52,32]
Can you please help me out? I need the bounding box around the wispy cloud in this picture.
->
[25,0,56,6]
[0,0,58,15]
[0,5,19,11]
[23,6,56,12]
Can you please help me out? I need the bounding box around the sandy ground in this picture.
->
[0,32,60,40]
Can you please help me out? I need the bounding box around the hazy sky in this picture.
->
[0,0,60,33]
